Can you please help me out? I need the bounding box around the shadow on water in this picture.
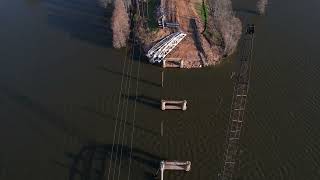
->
[121,94,160,109]
[79,105,159,136]
[65,143,164,180]
[130,44,151,65]
[99,66,161,87]
[0,85,73,136]
[233,8,259,16]
[44,0,113,47]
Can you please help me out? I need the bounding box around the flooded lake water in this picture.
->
[0,0,319,180]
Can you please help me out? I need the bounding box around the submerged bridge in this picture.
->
[147,32,186,63]
[219,25,255,180]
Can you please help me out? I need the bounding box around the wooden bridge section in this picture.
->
[163,58,183,68]
[219,25,255,180]
[158,160,191,180]
[161,100,187,111]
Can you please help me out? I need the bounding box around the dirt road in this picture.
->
[164,0,220,68]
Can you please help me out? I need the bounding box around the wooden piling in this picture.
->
[182,100,187,110]
[162,60,166,68]
[161,120,163,136]
[161,71,164,87]
[180,60,184,68]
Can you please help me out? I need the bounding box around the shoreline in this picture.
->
[134,0,224,69]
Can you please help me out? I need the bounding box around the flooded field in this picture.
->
[0,0,319,180]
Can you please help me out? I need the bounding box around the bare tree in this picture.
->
[210,0,232,21]
[257,0,268,15]
[99,0,131,9]
[208,0,242,55]
[220,16,242,55]
[112,0,130,48]
[99,0,113,8]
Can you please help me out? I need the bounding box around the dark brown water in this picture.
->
[0,0,320,180]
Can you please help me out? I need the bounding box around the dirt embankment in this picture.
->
[137,0,223,68]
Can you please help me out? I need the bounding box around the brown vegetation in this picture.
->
[137,0,222,68]
[208,0,242,56]
[257,0,268,15]
[136,0,242,68]
[99,0,112,8]
[111,0,130,48]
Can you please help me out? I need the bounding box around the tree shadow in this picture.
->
[67,143,164,180]
[0,85,74,137]
[99,66,161,87]
[121,94,160,109]
[129,42,150,64]
[44,0,113,47]
[189,18,206,65]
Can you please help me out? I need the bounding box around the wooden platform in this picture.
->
[161,100,187,111]
[162,58,184,68]
[161,160,191,171]
[158,160,191,180]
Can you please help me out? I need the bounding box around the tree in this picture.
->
[112,0,130,48]
[99,0,113,8]
[220,16,242,55]
[257,0,268,15]
[208,0,242,55]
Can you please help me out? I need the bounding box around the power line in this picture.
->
[106,2,144,180]
[127,32,142,180]
[105,37,130,180]
[126,3,145,180]
[115,23,138,180]
[105,6,134,180]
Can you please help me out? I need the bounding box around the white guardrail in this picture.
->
[147,32,186,63]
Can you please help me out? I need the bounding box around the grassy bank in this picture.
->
[196,0,209,24]
[196,1,223,46]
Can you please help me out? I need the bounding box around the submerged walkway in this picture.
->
[220,25,255,180]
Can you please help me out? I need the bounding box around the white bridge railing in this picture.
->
[147,32,186,63]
